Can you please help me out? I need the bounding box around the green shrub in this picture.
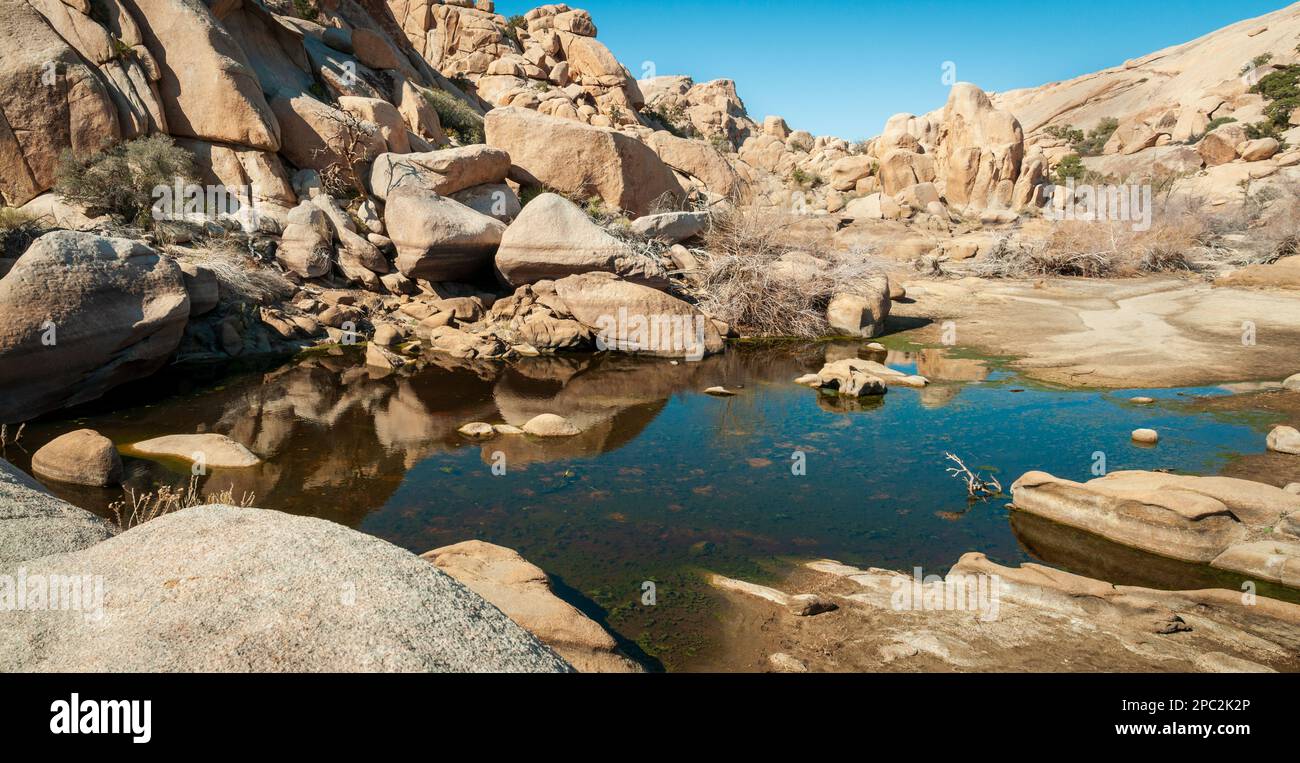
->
[1043,124,1084,145]
[1241,53,1273,74]
[55,134,196,229]
[421,87,485,145]
[1205,116,1237,132]
[1052,154,1086,184]
[1074,118,1119,156]
[503,15,526,48]
[1249,65,1299,138]
[644,103,694,138]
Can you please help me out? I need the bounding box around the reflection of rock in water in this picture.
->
[815,390,886,414]
[1010,510,1300,604]
[30,343,837,528]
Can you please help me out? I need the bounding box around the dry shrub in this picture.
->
[171,234,294,305]
[971,208,1205,278]
[0,207,44,260]
[693,207,886,338]
[110,476,256,531]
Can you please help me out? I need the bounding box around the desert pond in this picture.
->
[9,341,1295,670]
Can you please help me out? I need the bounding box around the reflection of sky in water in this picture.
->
[13,344,1274,670]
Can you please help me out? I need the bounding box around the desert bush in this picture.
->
[421,87,485,144]
[0,207,43,260]
[55,135,195,229]
[968,211,1205,279]
[692,208,886,338]
[1075,118,1119,156]
[643,102,695,139]
[110,476,256,531]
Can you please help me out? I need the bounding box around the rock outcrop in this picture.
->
[0,232,189,424]
[1012,470,1300,588]
[0,503,573,672]
[0,457,116,567]
[486,106,684,217]
[494,193,669,287]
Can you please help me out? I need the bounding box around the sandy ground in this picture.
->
[887,275,1300,388]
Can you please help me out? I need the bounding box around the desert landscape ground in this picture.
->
[2,0,1300,676]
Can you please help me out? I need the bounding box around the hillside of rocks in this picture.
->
[2,0,1299,426]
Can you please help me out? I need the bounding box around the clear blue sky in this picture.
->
[495,0,1295,139]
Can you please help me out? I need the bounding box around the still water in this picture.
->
[8,341,1281,670]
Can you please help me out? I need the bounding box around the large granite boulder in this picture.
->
[0,504,573,672]
[552,272,724,359]
[0,0,120,205]
[0,231,190,423]
[486,107,684,217]
[495,193,669,287]
[369,146,512,201]
[385,185,506,282]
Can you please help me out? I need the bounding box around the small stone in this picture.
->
[1130,397,1156,405]
[372,324,402,347]
[793,374,822,387]
[865,342,886,351]
[458,423,496,438]
[366,343,406,370]
[493,424,525,435]
[1284,373,1300,391]
[1267,426,1300,455]
[522,414,581,437]
[31,430,122,487]
[705,386,736,396]
[1283,483,1300,495]
[767,652,808,673]
[1132,429,1160,445]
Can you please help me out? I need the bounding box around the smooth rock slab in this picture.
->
[0,505,572,672]
[424,540,640,672]
[31,429,122,487]
[129,434,261,468]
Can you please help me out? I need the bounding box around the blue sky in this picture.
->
[494,0,1294,139]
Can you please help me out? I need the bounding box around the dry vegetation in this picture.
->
[691,208,886,338]
[168,232,295,305]
[967,186,1300,279]
[110,477,256,531]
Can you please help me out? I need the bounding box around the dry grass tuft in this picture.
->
[170,234,294,305]
[110,477,256,531]
[692,208,887,338]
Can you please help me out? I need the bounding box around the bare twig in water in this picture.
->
[109,476,256,531]
[0,423,25,452]
[944,453,1003,501]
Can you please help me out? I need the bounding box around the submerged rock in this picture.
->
[1131,428,1159,445]
[129,433,262,468]
[522,414,582,437]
